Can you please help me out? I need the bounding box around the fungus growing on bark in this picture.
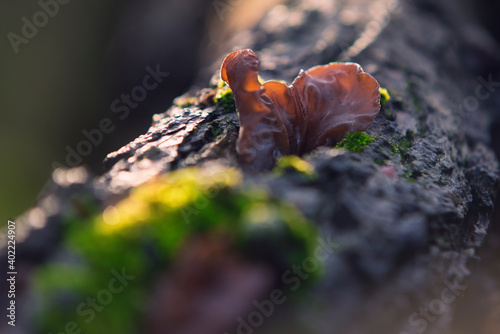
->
[221,49,381,171]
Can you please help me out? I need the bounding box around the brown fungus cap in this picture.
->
[221,49,381,171]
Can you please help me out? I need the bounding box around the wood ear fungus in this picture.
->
[221,49,380,171]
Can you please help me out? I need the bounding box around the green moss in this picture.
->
[384,131,420,183]
[390,131,413,159]
[407,80,423,111]
[35,166,320,334]
[379,87,390,106]
[214,85,235,113]
[335,132,375,152]
[391,139,408,157]
[274,155,318,180]
[217,78,227,89]
[210,121,222,138]
[405,170,417,183]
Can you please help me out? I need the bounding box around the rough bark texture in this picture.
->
[2,0,500,333]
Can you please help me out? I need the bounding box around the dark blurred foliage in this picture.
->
[106,0,215,159]
[473,0,500,44]
[1,0,500,221]
[0,0,218,219]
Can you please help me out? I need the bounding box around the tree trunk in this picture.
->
[3,0,500,333]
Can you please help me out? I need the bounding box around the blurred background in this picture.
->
[0,0,283,220]
[0,0,499,221]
